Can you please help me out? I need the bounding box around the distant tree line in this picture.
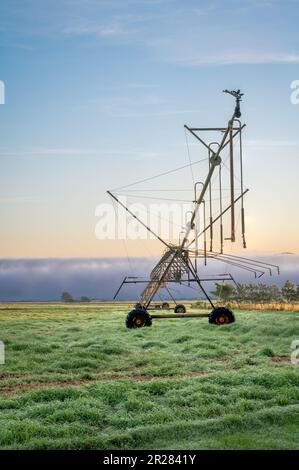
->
[61,292,92,302]
[61,280,299,304]
[211,280,299,303]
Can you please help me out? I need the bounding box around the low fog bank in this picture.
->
[0,254,298,301]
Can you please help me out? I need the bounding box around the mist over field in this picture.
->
[0,254,298,301]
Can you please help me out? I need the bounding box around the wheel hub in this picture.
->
[217,314,228,324]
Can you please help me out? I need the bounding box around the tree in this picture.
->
[257,283,272,303]
[211,282,234,301]
[232,282,282,303]
[281,280,297,303]
[61,292,74,302]
[80,296,91,302]
[234,283,247,301]
[269,285,281,302]
[247,283,257,302]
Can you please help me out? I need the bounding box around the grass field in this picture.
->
[0,302,299,450]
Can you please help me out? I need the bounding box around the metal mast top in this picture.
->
[179,90,244,251]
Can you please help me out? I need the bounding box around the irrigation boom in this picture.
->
[107,89,279,328]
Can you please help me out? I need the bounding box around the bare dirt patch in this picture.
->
[271,356,290,363]
[0,370,207,395]
[0,308,29,311]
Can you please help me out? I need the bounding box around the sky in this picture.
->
[0,0,299,265]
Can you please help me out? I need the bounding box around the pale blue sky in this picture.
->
[0,0,298,257]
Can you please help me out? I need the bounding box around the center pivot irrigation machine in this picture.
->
[108,90,279,328]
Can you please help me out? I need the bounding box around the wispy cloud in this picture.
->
[63,19,136,38]
[170,52,299,66]
[245,139,299,149]
[0,197,36,205]
[62,11,148,40]
[2,1,298,67]
[97,83,160,92]
[0,147,100,158]
[0,147,164,160]
[74,94,199,118]
[59,2,299,67]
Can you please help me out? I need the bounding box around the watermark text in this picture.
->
[0,80,5,104]
[290,80,299,105]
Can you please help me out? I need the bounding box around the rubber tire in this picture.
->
[162,302,170,309]
[134,303,143,310]
[174,304,186,313]
[126,309,152,329]
[209,307,235,325]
